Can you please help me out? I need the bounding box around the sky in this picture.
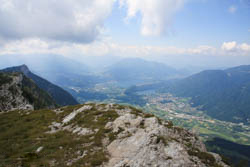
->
[0,0,250,68]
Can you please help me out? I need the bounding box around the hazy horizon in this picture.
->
[0,0,249,70]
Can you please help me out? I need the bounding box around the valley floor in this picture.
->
[142,93,250,145]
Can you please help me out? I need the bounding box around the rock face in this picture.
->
[1,65,79,106]
[104,106,228,167]
[0,73,34,111]
[0,104,229,167]
[0,72,57,111]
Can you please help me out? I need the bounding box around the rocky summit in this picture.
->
[0,103,229,167]
[0,72,56,111]
[1,65,79,106]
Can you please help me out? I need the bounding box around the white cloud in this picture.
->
[228,5,237,14]
[239,43,250,51]
[221,41,237,51]
[221,41,250,55]
[0,0,114,43]
[186,45,216,55]
[1,38,249,59]
[119,0,186,36]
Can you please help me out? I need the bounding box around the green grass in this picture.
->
[0,109,57,166]
[0,72,13,86]
[0,104,122,167]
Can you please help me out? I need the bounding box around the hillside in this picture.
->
[105,58,180,86]
[206,138,250,166]
[1,65,79,106]
[0,72,57,111]
[160,65,250,124]
[0,103,228,167]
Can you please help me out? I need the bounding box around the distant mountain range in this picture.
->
[125,65,250,124]
[159,65,250,124]
[0,55,187,89]
[2,61,249,125]
[1,65,79,106]
[0,54,90,76]
[104,58,182,86]
[0,54,92,87]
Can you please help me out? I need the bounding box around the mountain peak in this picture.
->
[1,65,79,106]
[19,64,30,74]
[1,64,31,75]
[0,72,57,111]
[19,64,29,69]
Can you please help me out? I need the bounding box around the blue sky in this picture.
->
[0,0,249,68]
[105,0,250,47]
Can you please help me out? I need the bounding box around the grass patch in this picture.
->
[0,72,13,86]
[0,104,121,167]
[108,127,125,142]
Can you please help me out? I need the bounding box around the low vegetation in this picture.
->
[187,148,222,167]
[0,104,122,167]
[21,76,57,110]
[0,103,229,167]
[0,72,13,86]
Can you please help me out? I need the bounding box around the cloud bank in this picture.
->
[1,39,249,58]
[222,41,250,52]
[0,0,114,43]
[0,0,189,42]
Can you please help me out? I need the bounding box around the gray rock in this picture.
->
[104,111,229,167]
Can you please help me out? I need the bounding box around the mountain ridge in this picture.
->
[0,103,229,167]
[0,72,57,111]
[160,65,250,124]
[123,64,250,124]
[1,65,79,106]
[105,58,181,86]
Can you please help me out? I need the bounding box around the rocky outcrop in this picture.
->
[0,73,34,111]
[0,103,229,166]
[0,72,57,112]
[1,65,79,106]
[43,104,229,167]
[103,106,228,167]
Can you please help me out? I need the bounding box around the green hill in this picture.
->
[161,65,250,124]
[105,58,181,86]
